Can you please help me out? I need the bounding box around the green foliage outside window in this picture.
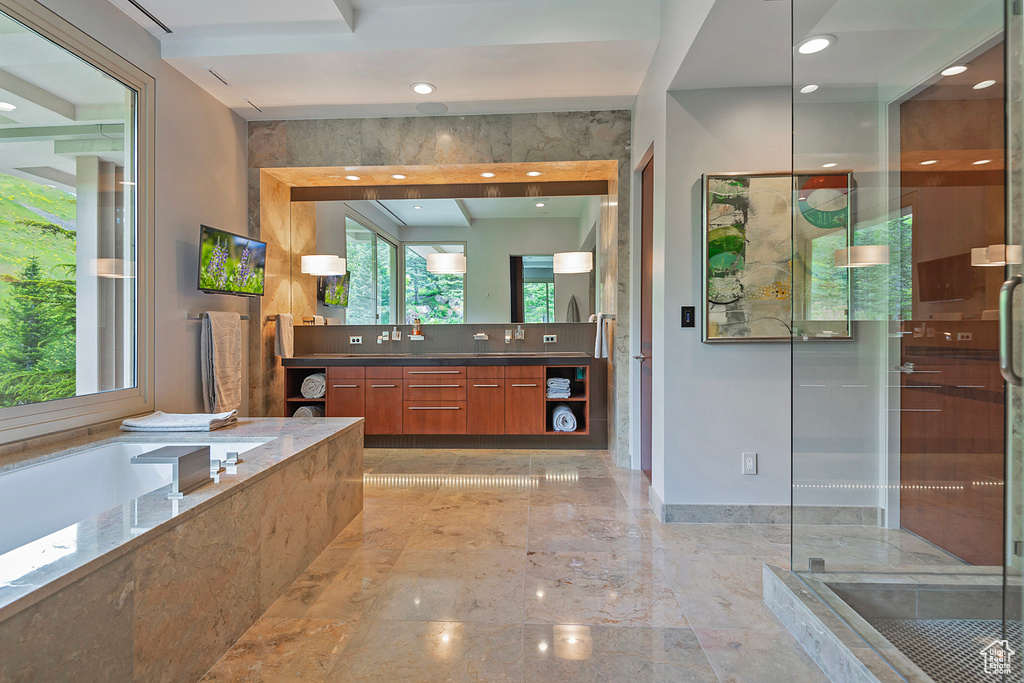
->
[404,247,463,324]
[524,281,554,323]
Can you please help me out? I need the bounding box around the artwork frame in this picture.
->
[701,172,853,343]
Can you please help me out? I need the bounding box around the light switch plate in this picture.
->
[742,452,757,475]
[543,334,557,343]
[350,336,362,345]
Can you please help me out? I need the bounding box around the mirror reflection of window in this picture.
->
[404,243,465,324]
[513,255,555,323]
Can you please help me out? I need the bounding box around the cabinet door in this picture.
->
[365,381,403,435]
[468,380,505,434]
[327,380,364,418]
[505,381,544,434]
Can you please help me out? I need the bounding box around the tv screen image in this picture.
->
[198,225,266,296]
[319,272,351,308]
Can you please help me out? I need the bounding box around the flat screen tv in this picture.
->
[318,272,351,308]
[198,225,266,297]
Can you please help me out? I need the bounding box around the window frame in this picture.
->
[402,241,468,324]
[0,0,155,443]
[343,208,399,324]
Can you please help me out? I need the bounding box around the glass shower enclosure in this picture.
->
[790,0,1023,680]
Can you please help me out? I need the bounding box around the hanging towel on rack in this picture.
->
[326,318,342,325]
[593,313,610,359]
[567,295,581,323]
[313,315,325,325]
[200,312,242,413]
[274,313,294,358]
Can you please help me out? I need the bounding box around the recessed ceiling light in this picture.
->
[822,163,837,168]
[480,172,496,178]
[344,175,361,181]
[798,196,807,201]
[797,35,835,55]
[973,159,992,165]
[941,65,968,76]
[414,205,422,209]
[0,102,16,112]
[800,84,819,94]
[120,181,136,186]
[526,171,542,177]
[391,174,407,180]
[410,82,435,95]
[536,202,546,208]
[920,159,938,165]
[974,79,997,90]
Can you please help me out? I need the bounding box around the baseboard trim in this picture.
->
[657,504,881,525]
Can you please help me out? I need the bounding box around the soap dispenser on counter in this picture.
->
[410,318,424,341]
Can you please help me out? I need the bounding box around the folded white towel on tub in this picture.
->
[121,410,238,432]
[552,403,577,432]
[292,405,324,418]
[300,373,327,398]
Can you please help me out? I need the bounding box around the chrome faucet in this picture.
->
[515,325,525,340]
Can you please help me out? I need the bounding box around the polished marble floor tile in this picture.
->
[527,504,647,553]
[368,548,526,624]
[531,453,612,479]
[405,500,529,550]
[641,521,783,558]
[450,453,532,476]
[530,476,629,508]
[525,550,689,628]
[202,617,354,682]
[328,619,523,682]
[329,505,424,550]
[695,628,829,682]
[522,624,718,682]
[372,450,459,475]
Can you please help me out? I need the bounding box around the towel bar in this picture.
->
[187,313,281,323]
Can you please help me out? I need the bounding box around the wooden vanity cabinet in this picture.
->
[325,366,364,421]
[364,367,403,434]
[467,366,505,435]
[504,366,545,434]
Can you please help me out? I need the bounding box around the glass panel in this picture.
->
[523,254,555,323]
[0,10,136,408]
[792,0,1010,678]
[345,218,376,324]
[404,244,464,324]
[376,238,396,325]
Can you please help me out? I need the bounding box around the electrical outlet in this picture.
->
[743,452,757,475]
[350,336,362,345]
[957,332,972,341]
[543,334,557,343]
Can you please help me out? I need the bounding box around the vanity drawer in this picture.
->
[328,366,365,379]
[404,366,466,377]
[366,366,403,379]
[403,401,467,434]
[468,365,504,379]
[505,365,544,379]
[403,379,466,401]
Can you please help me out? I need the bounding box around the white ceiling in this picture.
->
[107,0,660,120]
[378,195,593,227]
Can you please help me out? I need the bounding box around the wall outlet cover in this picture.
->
[543,334,557,343]
[743,452,757,475]
[350,336,362,345]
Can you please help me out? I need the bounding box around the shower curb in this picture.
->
[763,563,906,682]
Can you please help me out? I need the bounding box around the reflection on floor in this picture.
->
[203,449,826,682]
[790,523,969,574]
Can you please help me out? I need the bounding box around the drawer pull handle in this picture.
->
[408,406,461,410]
[408,384,462,388]
[512,383,538,387]
[957,384,985,388]
[473,384,499,387]
[408,370,462,374]
[332,384,358,388]
[370,384,397,388]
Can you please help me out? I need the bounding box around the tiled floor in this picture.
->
[203,449,827,682]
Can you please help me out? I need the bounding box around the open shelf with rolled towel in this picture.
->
[284,365,328,417]
[544,365,589,434]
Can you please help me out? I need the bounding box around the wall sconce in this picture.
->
[426,252,466,274]
[834,245,889,268]
[301,255,345,276]
[553,251,594,274]
[93,258,136,278]
[972,244,1022,267]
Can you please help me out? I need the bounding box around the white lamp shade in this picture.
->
[971,244,1023,267]
[972,247,997,266]
[553,251,594,274]
[93,258,136,278]
[834,245,889,268]
[301,254,345,276]
[426,252,466,274]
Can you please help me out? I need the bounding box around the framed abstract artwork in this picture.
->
[702,172,852,342]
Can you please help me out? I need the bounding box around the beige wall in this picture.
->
[37,0,250,415]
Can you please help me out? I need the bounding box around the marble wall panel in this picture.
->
[247,112,632,465]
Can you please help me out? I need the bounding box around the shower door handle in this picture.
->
[1000,274,1023,386]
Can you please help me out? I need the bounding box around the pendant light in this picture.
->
[834,245,889,268]
[972,244,1022,267]
[301,255,346,276]
[553,251,594,274]
[426,252,466,274]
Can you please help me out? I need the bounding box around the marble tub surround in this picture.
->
[205,448,826,681]
[0,418,363,683]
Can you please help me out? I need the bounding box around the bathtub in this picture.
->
[0,441,264,584]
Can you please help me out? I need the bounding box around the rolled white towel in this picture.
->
[121,410,238,432]
[300,373,327,398]
[292,405,324,418]
[552,403,577,432]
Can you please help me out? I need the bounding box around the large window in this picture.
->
[0,2,151,439]
[404,244,465,324]
[344,216,397,325]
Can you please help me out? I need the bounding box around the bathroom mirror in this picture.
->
[289,194,600,324]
